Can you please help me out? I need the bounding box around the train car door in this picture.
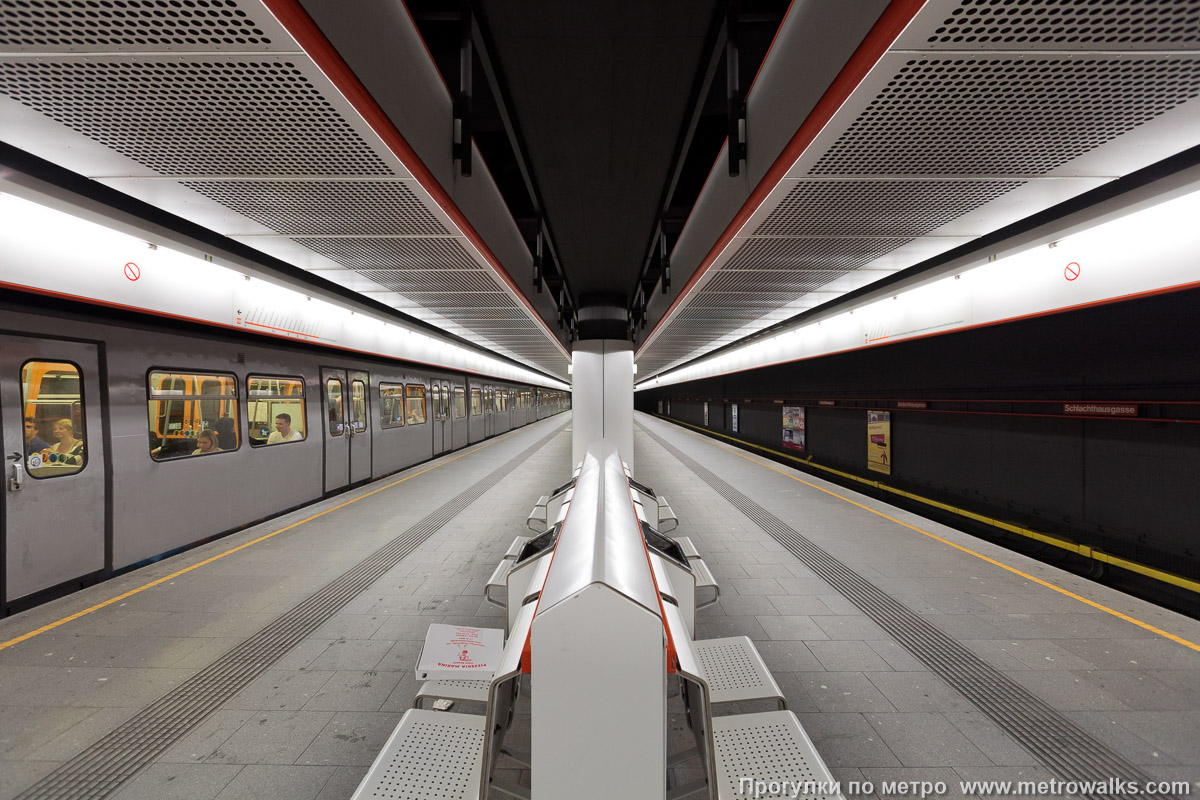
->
[1,335,107,607]
[431,381,449,457]
[348,372,371,483]
[321,368,372,493]
[484,386,495,437]
[451,384,468,450]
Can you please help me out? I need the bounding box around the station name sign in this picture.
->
[1062,402,1138,417]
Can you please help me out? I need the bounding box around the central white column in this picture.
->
[571,339,634,472]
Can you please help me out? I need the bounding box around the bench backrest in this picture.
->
[649,552,697,637]
[662,602,719,800]
[480,602,535,800]
[506,550,551,633]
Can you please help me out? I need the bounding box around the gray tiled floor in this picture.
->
[2,410,1198,799]
[0,416,571,800]
[635,412,1200,795]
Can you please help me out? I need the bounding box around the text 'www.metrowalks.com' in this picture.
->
[737,777,1195,799]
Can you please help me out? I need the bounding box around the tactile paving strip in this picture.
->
[16,421,568,800]
[638,424,1168,800]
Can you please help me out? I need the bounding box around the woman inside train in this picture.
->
[191,430,222,455]
[49,418,84,465]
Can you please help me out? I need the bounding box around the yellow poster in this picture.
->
[867,411,891,474]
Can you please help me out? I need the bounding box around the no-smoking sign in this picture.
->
[124,262,141,281]
[1064,262,1081,281]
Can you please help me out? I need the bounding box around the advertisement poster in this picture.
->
[703,401,709,426]
[867,410,891,474]
[731,403,739,434]
[782,406,805,451]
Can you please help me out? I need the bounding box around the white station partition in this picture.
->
[531,441,667,800]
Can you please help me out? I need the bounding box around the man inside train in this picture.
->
[267,413,302,444]
[24,417,50,455]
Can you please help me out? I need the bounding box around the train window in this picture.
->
[431,384,442,421]
[405,384,427,425]
[470,388,482,416]
[351,380,367,433]
[22,361,86,478]
[326,379,345,436]
[453,387,466,419]
[248,375,306,447]
[379,383,405,428]
[147,370,237,461]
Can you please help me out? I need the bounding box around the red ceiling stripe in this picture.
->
[640,0,929,356]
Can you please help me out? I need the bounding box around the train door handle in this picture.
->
[8,451,24,492]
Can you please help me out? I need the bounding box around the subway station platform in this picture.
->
[1,411,1198,800]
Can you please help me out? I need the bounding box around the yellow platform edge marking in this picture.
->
[1,424,535,651]
[647,415,1200,653]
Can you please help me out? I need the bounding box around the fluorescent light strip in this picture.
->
[0,193,569,390]
[638,185,1200,390]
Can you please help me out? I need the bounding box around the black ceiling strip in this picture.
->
[469,1,577,317]
[627,1,731,322]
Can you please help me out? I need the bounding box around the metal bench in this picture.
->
[656,575,783,713]
[355,604,534,800]
[664,603,837,800]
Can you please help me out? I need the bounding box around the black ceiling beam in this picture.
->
[468,0,576,322]
[453,3,473,177]
[627,1,731,334]
[726,1,747,177]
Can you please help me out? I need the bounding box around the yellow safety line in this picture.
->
[647,415,1200,653]
[0,424,534,651]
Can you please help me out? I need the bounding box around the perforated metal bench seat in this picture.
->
[352,708,484,799]
[711,710,841,800]
[694,636,786,710]
[413,678,492,710]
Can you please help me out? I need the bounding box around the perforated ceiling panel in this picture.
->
[754,180,1025,236]
[636,0,1200,380]
[182,181,446,235]
[0,1,568,380]
[0,57,395,176]
[0,0,284,52]
[922,0,1200,49]
[808,56,1200,177]
[293,237,479,272]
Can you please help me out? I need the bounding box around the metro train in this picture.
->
[0,297,569,615]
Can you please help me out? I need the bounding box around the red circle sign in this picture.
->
[124,262,141,281]
[1064,262,1080,281]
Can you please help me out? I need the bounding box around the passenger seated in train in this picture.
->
[267,413,302,444]
[24,417,50,456]
[47,418,84,465]
[191,430,222,455]
[214,416,236,450]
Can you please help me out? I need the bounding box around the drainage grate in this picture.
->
[638,424,1167,799]
[17,421,567,800]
